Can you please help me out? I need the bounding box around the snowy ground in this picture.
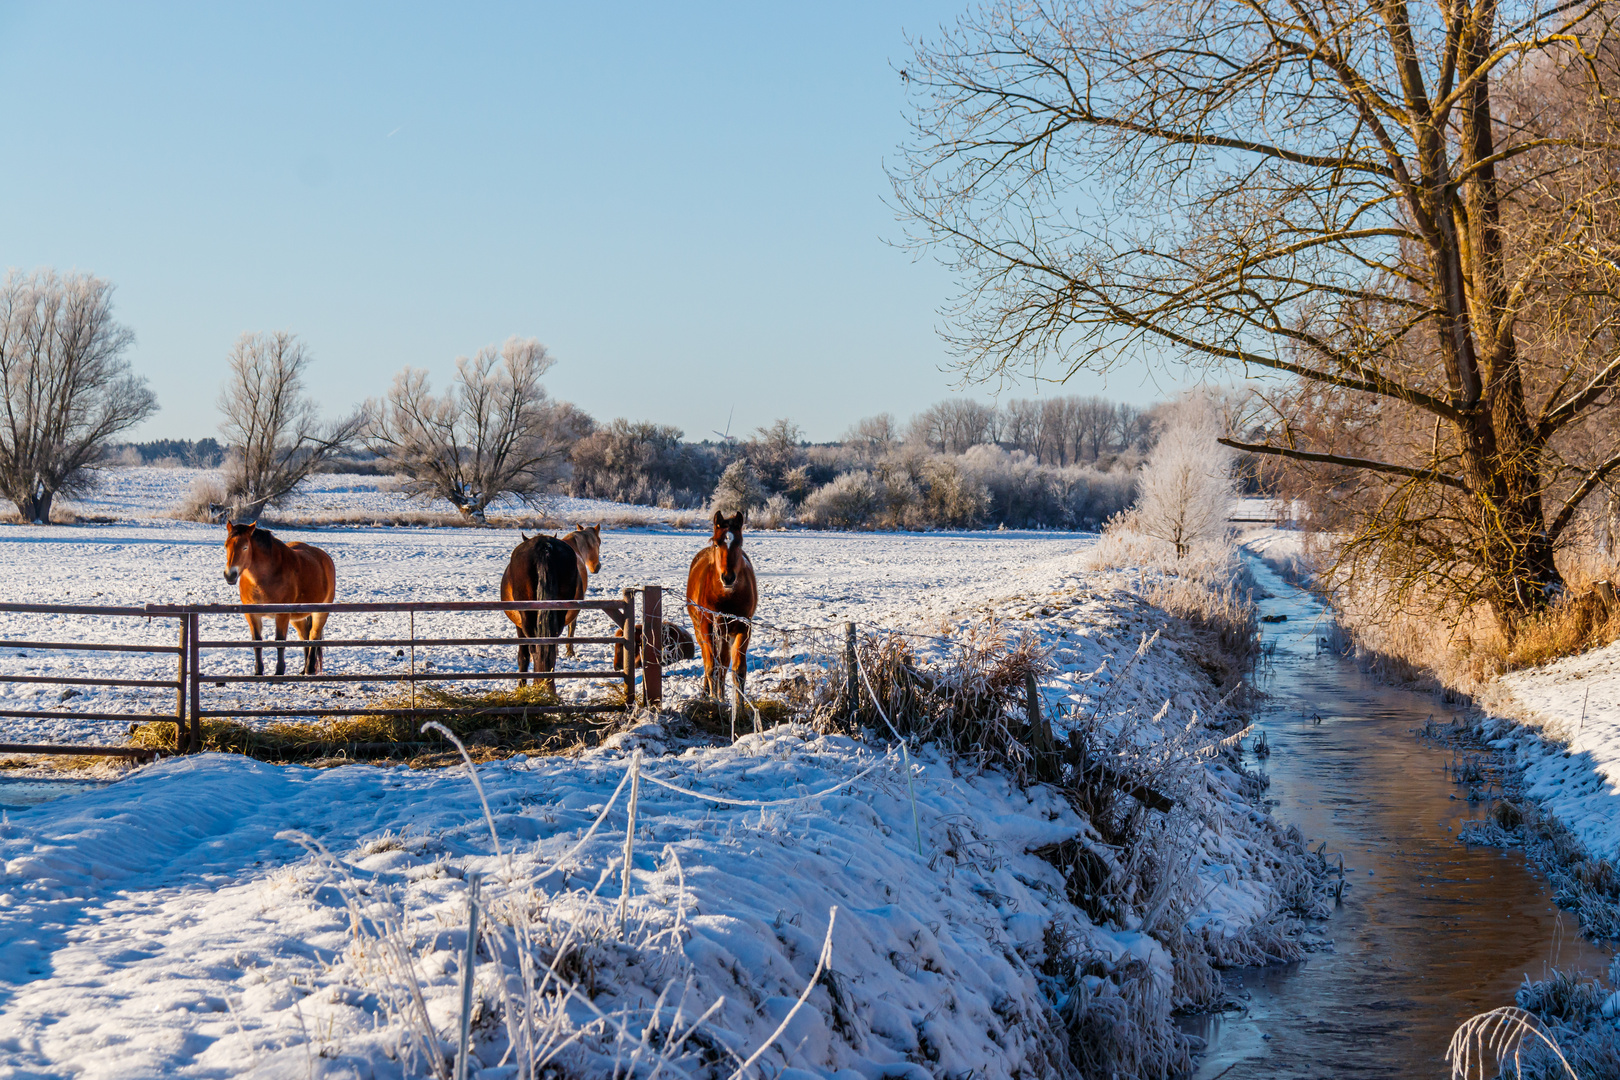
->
[1489,644,1620,865]
[0,475,1320,1078]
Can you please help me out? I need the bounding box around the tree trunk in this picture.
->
[20,488,54,525]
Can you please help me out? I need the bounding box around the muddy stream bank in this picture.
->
[1185,558,1613,1078]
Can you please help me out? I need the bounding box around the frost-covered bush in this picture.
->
[960,445,1136,529]
[920,456,987,527]
[711,460,767,516]
[800,470,882,528]
[798,445,1137,531]
[752,492,795,529]
[173,472,229,523]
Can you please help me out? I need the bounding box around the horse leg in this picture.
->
[291,616,315,675]
[539,640,558,695]
[517,611,537,688]
[248,614,265,676]
[692,614,717,698]
[730,626,750,703]
[564,609,578,659]
[306,612,329,674]
[274,615,289,677]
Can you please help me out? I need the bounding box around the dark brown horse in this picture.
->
[686,510,758,701]
[559,523,602,658]
[614,618,698,669]
[501,534,583,688]
[222,522,337,675]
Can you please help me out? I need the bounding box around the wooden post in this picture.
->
[844,621,858,715]
[1025,669,1053,763]
[174,616,189,753]
[621,589,638,711]
[187,613,202,753]
[642,586,663,708]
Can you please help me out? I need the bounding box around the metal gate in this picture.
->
[0,586,665,759]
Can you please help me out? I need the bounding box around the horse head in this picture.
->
[223,521,257,585]
[572,522,603,573]
[709,510,747,590]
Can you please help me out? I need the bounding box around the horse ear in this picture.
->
[713,510,725,526]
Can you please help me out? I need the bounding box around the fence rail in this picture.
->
[0,587,665,760]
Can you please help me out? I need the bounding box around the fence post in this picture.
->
[844,622,857,716]
[174,616,190,753]
[187,612,201,753]
[621,589,638,711]
[642,586,663,708]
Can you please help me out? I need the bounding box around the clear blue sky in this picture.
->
[0,1,1167,443]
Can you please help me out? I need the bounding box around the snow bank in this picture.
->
[1490,641,1620,864]
[0,714,1312,1079]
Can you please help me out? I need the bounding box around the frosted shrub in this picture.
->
[920,456,987,527]
[960,444,1136,529]
[173,472,229,523]
[753,492,795,529]
[1135,396,1235,556]
[801,470,881,528]
[711,460,766,516]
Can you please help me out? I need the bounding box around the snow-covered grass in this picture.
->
[0,481,1331,1078]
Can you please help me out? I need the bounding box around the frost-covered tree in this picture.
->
[365,337,589,524]
[1135,398,1234,558]
[0,270,156,523]
[218,331,364,522]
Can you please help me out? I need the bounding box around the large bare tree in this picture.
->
[365,337,589,524]
[218,331,364,522]
[0,270,156,523]
[898,0,1620,631]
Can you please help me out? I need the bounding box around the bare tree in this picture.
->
[0,270,156,523]
[843,413,899,464]
[1135,396,1235,557]
[365,337,589,524]
[898,1,1620,631]
[217,331,364,522]
[907,399,998,453]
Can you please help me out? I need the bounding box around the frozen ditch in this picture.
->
[1184,558,1614,1078]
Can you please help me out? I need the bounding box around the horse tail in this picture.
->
[534,537,580,640]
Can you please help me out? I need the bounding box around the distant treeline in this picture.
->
[110,394,1166,530]
[567,396,1156,530]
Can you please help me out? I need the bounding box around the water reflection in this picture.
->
[1185,558,1611,1078]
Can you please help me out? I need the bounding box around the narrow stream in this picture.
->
[1186,558,1613,1078]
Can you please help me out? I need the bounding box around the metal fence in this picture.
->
[0,586,665,759]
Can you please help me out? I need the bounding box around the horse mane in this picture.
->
[251,526,277,548]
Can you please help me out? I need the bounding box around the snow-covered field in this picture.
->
[0,471,1320,1078]
[57,465,695,527]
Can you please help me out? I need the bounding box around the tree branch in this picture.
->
[1217,437,1469,489]
[1547,449,1620,542]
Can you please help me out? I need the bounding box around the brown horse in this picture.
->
[559,523,602,658]
[686,510,758,701]
[501,533,583,688]
[222,522,337,676]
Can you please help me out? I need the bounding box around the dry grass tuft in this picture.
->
[127,683,626,764]
[675,694,796,739]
